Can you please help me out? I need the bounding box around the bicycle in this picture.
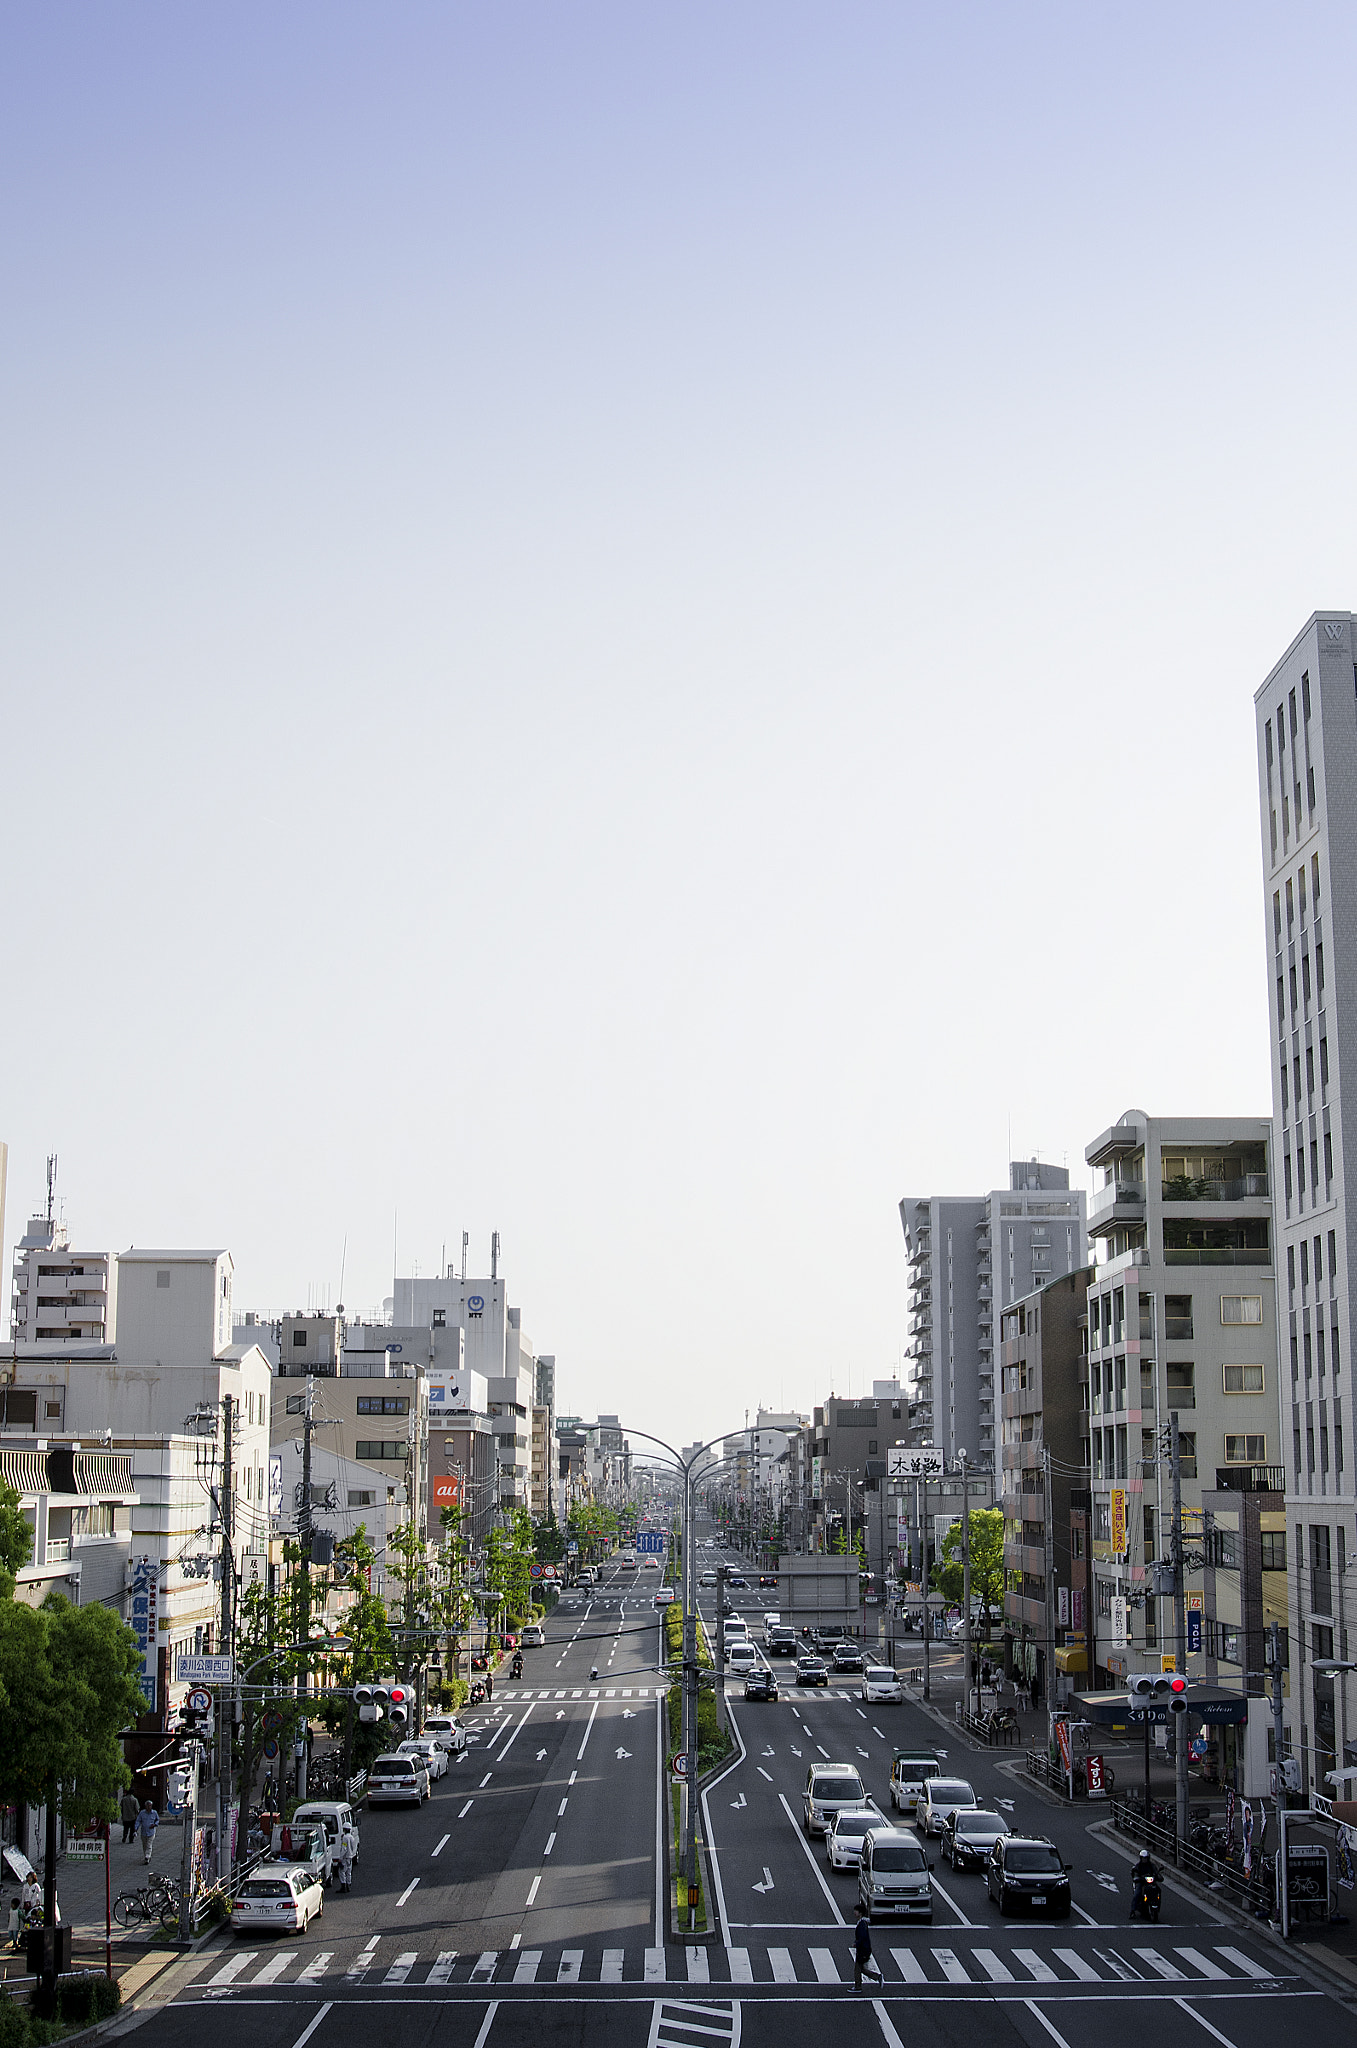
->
[113,1884,179,1930]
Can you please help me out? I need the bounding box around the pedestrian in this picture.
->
[852,1910,882,1992]
[120,1789,140,1844]
[485,1671,493,1702]
[1029,1672,1040,1714]
[135,1801,159,1866]
[337,1834,353,1895]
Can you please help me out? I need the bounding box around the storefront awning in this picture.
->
[1055,1646,1088,1674]
[1072,1685,1251,1728]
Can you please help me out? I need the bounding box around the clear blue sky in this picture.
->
[3,4,1356,1443]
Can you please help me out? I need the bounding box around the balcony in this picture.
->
[1213,1465,1285,1494]
[1161,1173,1269,1203]
[1163,1245,1271,1267]
[1089,1181,1147,1235]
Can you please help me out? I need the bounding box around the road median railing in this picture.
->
[1108,1796,1274,1916]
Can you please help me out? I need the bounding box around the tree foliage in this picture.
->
[0,1590,145,1824]
[933,1509,1005,1621]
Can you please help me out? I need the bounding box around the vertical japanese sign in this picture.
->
[1111,1596,1128,1648]
[1187,1594,1203,1654]
[1110,1488,1127,1557]
[1058,1586,1070,1627]
[129,1556,158,1709]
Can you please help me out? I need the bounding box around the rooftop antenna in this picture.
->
[45,1154,57,1228]
[338,1234,347,1311]
[491,1231,499,1281]
[461,1232,468,1283]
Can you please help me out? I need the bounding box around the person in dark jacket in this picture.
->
[853,1911,882,1991]
[120,1790,140,1844]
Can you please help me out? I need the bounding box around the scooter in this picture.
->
[510,1655,523,1680]
[1130,1868,1162,1923]
[469,1680,487,1706]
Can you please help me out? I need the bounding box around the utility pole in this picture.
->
[1043,1446,1056,1725]
[1170,1412,1188,1847]
[682,1460,699,1929]
[919,1472,930,1701]
[219,1394,235,1876]
[715,1565,728,1733]
[296,1378,314,1801]
[1270,1619,1287,1871]
[960,1451,973,1719]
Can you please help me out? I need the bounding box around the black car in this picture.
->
[796,1656,830,1686]
[729,1575,749,1589]
[758,1574,778,1589]
[767,1630,798,1657]
[986,1836,1072,1917]
[744,1669,779,1702]
[832,1643,866,1672]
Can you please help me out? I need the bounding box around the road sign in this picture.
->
[175,1654,234,1685]
[670,1752,692,1779]
[529,1562,544,1579]
[185,1689,213,1715]
[65,1837,106,1861]
[637,1533,665,1554]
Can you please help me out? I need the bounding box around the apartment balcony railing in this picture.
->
[1163,1246,1271,1267]
[1090,1179,1147,1225]
[1213,1465,1284,1494]
[1165,1317,1194,1340]
[1162,1174,1270,1203]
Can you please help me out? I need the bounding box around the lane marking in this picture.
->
[578,1700,601,1759]
[290,2003,332,2048]
[431,1833,450,1857]
[873,2000,905,2048]
[776,1792,846,1925]
[558,1799,569,1816]
[544,1832,556,1855]
[496,1703,535,1761]
[480,1774,492,1788]
[1024,2000,1073,2048]
[1173,1999,1238,2048]
[525,1875,541,1905]
[757,1768,773,1781]
[471,2000,499,2048]
[459,1800,474,1818]
[396,1877,420,1907]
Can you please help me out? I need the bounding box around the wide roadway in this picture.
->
[119,1536,1357,2048]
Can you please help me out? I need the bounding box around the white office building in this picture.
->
[1255,612,1357,1788]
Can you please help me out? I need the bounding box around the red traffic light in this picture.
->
[1168,1674,1188,1711]
[389,1687,407,1704]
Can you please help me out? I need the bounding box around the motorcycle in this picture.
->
[1130,1867,1162,1923]
[510,1655,523,1680]
[469,1680,487,1706]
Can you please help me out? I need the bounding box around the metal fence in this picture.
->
[1108,1797,1273,1915]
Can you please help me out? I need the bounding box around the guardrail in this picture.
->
[1109,1797,1273,1915]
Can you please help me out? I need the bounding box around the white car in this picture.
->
[762,1612,781,1637]
[654,1587,677,1608]
[398,1737,447,1781]
[367,1752,430,1805]
[421,1715,467,1754]
[827,1804,887,1871]
[918,1777,978,1836]
[804,1763,867,1837]
[291,1800,360,1867]
[521,1623,545,1647]
[232,1864,323,1934]
[860,1665,904,1703]
[725,1642,758,1673]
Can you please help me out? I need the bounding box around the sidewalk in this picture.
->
[2,1822,190,1985]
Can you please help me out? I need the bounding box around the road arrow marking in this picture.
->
[616,1747,632,1759]
[536,1749,548,1761]
[997,1798,1016,1811]
[761,1746,775,1757]
[730,1793,747,1809]
[856,1747,869,1758]
[790,1746,802,1757]
[555,1711,565,1720]
[752,1867,775,1893]
[623,1709,635,1719]
[1088,1870,1120,1892]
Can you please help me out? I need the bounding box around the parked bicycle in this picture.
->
[113,1879,179,1929]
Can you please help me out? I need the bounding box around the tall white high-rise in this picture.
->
[1255,612,1357,1791]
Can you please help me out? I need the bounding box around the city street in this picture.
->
[114,1541,1357,2048]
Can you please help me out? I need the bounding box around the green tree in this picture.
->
[933,1509,1005,1624]
[533,1508,566,1565]
[0,1480,33,1601]
[0,1593,144,1826]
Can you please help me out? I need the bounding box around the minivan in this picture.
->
[858,1826,933,1921]
[726,1642,757,1672]
[918,1777,978,1836]
[803,1762,867,1837]
[521,1623,544,1647]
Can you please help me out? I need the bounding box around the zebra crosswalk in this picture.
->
[198,1937,1286,1995]
[488,1687,660,1701]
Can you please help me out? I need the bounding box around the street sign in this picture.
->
[887,1448,944,1479]
[65,1837,106,1861]
[175,1654,234,1685]
[185,1689,213,1715]
[637,1533,665,1554]
[529,1562,544,1579]
[670,1752,692,1779]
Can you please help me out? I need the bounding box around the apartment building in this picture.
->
[1083,1112,1279,1723]
[1255,613,1357,1789]
[998,1267,1094,1697]
[899,1161,1088,1468]
[10,1205,114,1347]
[269,1339,428,1538]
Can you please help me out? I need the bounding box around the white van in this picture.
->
[724,1616,749,1641]
[290,1801,359,1868]
[726,1642,758,1673]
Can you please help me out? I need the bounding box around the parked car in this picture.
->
[917,1777,977,1836]
[366,1753,430,1806]
[803,1763,866,1837]
[521,1623,545,1647]
[743,1668,779,1702]
[942,1807,1010,1871]
[422,1715,467,1754]
[398,1736,448,1782]
[833,1643,867,1673]
[857,1827,933,1921]
[860,1665,903,1704]
[889,1750,941,1816]
[290,1801,360,1868]
[826,1804,887,1871]
[986,1835,1072,1917]
[232,1865,324,1934]
[795,1655,829,1687]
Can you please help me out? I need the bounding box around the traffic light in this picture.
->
[1167,1673,1188,1713]
[388,1685,411,1731]
[355,1683,387,1724]
[1126,1672,1173,1707]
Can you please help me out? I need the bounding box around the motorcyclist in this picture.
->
[1131,1847,1161,1917]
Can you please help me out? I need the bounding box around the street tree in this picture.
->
[933,1508,1005,1624]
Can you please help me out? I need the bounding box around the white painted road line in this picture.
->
[1013,1949,1058,1983]
[513,1952,540,1983]
[383,1953,417,1984]
[396,1878,419,1907]
[431,1833,450,1857]
[544,1833,556,1855]
[809,1948,841,1982]
[1215,1947,1276,1980]
[769,1948,796,1983]
[927,1869,973,1928]
[686,1948,709,1983]
[251,1952,297,1986]
[1052,1949,1101,1982]
[497,1703,535,1762]
[1175,1948,1229,1981]
[601,1949,624,1982]
[295,1954,331,1985]
[578,1699,601,1759]
[525,1875,542,1906]
[471,2002,499,2048]
[208,1953,257,1987]
[1024,2000,1074,2048]
[1135,1948,1186,1980]
[427,1952,458,1983]
[644,1948,665,1982]
[777,1792,846,1925]
[972,1950,1014,1982]
[459,1801,474,1818]
[290,2004,332,2048]
[727,1948,752,1982]
[1173,1998,1241,2048]
[891,1949,927,1984]
[934,1949,970,1983]
[470,1953,498,1982]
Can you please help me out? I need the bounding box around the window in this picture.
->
[1308,765,1316,810]
[1266,719,1274,766]
[292,1330,308,1347]
[1165,1294,1194,1339]
[1314,851,1321,903]
[156,1270,170,1289]
[348,1489,375,1507]
[1224,1434,1267,1463]
[355,1440,405,1460]
[1220,1293,1263,1328]
[1094,1502,1112,1542]
[44,1401,61,1417]
[1321,1037,1330,1090]
[1223,1364,1264,1393]
[1314,1624,1335,1661]
[1303,955,1312,1004]
[356,1396,409,1415]
[1317,943,1325,1000]
[432,1309,446,1328]
[1302,672,1311,720]
[1261,1530,1287,1572]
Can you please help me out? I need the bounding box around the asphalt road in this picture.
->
[114,1528,1357,2048]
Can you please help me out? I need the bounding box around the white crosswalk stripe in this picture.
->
[247,1936,1291,1991]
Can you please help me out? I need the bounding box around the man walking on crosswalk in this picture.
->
[852,1911,882,1992]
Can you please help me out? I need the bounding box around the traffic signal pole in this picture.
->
[1170,1413,1189,1849]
